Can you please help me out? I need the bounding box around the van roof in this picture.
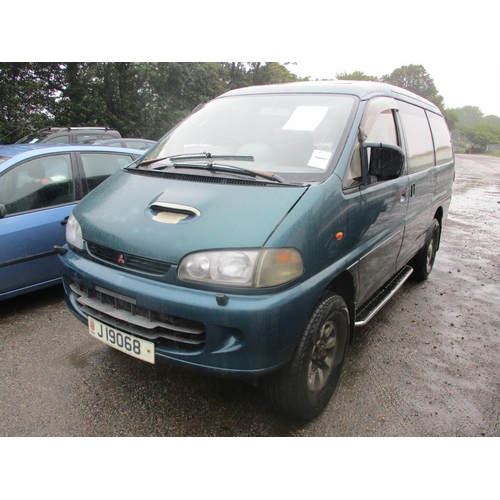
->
[221,80,440,112]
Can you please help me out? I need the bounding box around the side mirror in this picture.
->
[362,142,405,181]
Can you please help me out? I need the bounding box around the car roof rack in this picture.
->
[41,126,114,132]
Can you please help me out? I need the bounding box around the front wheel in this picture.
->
[264,293,349,420]
[411,218,441,281]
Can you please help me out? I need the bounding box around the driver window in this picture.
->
[366,110,398,145]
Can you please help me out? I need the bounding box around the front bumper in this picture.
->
[59,247,318,381]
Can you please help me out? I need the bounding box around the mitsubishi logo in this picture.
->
[117,254,125,265]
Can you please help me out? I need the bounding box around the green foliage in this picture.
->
[336,71,379,81]
[2,62,499,151]
[0,62,301,143]
[482,115,500,127]
[449,105,483,128]
[443,108,459,131]
[460,122,500,152]
[245,62,303,85]
[0,62,64,142]
[449,106,500,151]
[381,64,444,109]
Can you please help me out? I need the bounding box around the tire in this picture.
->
[411,218,441,281]
[264,293,349,420]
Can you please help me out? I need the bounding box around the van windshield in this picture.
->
[141,93,358,183]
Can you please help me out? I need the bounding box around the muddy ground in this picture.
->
[0,154,499,437]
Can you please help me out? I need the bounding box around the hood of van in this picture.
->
[74,170,308,264]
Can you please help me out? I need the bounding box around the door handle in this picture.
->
[400,188,407,202]
[410,183,416,197]
[61,216,69,226]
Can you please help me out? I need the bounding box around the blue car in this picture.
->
[0,144,143,300]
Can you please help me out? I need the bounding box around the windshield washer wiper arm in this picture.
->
[169,161,287,184]
[137,151,254,167]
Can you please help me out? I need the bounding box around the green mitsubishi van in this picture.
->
[57,81,454,420]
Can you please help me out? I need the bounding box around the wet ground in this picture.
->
[1,154,499,437]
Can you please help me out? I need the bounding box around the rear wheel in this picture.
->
[412,218,441,281]
[264,293,349,420]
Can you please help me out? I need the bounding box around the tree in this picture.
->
[461,122,500,152]
[336,71,379,81]
[482,115,500,127]
[98,62,153,137]
[443,108,459,132]
[381,64,444,109]
[241,62,302,86]
[450,105,484,128]
[138,62,230,140]
[55,63,108,127]
[0,62,307,143]
[0,63,64,142]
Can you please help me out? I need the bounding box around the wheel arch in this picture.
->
[433,206,444,249]
[434,206,444,224]
[321,270,356,343]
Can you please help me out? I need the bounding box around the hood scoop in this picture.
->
[148,202,201,224]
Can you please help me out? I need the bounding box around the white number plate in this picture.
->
[88,316,155,364]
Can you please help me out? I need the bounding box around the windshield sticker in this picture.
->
[282,106,328,132]
[308,150,332,170]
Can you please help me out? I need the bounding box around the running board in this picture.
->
[355,265,413,327]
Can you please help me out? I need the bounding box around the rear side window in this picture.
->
[45,135,70,144]
[76,134,102,143]
[100,134,120,141]
[427,111,453,164]
[80,153,135,192]
[398,101,434,173]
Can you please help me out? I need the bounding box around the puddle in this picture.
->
[66,344,105,368]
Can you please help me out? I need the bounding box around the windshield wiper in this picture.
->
[168,161,288,184]
[137,151,254,167]
[135,151,305,185]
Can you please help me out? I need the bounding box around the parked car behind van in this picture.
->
[91,138,155,150]
[57,81,454,420]
[15,127,121,145]
[0,144,143,300]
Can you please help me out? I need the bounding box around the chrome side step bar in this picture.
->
[355,265,414,327]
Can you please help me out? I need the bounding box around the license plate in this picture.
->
[88,317,155,364]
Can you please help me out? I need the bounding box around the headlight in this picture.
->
[178,248,303,288]
[66,213,83,250]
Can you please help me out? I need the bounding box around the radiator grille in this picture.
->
[87,242,171,276]
[71,282,205,351]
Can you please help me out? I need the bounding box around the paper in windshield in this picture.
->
[282,106,328,132]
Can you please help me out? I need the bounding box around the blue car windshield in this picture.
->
[142,93,358,183]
